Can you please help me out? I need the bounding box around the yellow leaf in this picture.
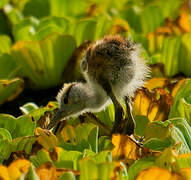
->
[0,165,10,180]
[177,153,191,159]
[136,167,183,180]
[112,134,141,160]
[171,79,188,98]
[8,159,31,180]
[50,147,63,162]
[36,162,57,180]
[154,12,191,37]
[133,88,150,116]
[110,18,130,35]
[133,88,173,122]
[35,127,58,149]
[156,34,164,50]
[145,78,170,91]
[179,9,191,32]
[180,168,191,180]
[156,26,172,35]
[61,125,77,144]
[171,25,183,36]
[46,101,58,109]
[36,162,79,180]
[147,33,155,54]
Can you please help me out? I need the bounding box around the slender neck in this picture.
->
[77,81,109,112]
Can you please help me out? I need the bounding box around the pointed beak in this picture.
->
[47,109,63,130]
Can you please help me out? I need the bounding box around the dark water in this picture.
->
[0,86,61,117]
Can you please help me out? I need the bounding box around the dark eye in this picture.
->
[63,97,68,104]
[81,59,87,71]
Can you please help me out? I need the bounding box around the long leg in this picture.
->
[124,96,135,135]
[98,78,124,134]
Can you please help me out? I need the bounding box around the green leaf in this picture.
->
[60,140,91,152]
[96,103,114,129]
[144,122,174,151]
[134,115,149,136]
[79,159,123,180]
[149,53,161,65]
[71,19,97,45]
[0,128,12,141]
[145,121,171,141]
[50,0,87,17]
[20,102,39,115]
[83,149,96,157]
[0,11,10,35]
[59,172,76,180]
[79,160,98,180]
[54,148,82,170]
[3,5,23,25]
[0,128,12,161]
[14,16,69,41]
[98,136,114,152]
[185,95,191,104]
[34,16,69,41]
[0,54,19,79]
[27,165,40,180]
[0,135,36,161]
[128,157,155,180]
[58,123,99,153]
[15,115,36,138]
[23,0,50,18]
[155,147,178,171]
[88,127,98,153]
[65,123,98,152]
[30,149,53,167]
[144,118,191,153]
[169,118,191,152]
[12,16,98,44]
[160,36,181,76]
[169,79,191,125]
[179,34,191,77]
[11,33,76,89]
[0,35,12,54]
[0,0,9,8]
[11,135,36,154]
[0,54,22,105]
[0,78,24,105]
[84,150,112,164]
[143,138,172,151]
[133,33,149,53]
[0,139,12,161]
[75,123,97,143]
[157,0,182,19]
[176,155,191,169]
[26,103,56,123]
[121,0,181,34]
[30,147,82,170]
[94,16,113,39]
[98,163,116,180]
[121,5,165,34]
[140,5,164,34]
[13,17,39,41]
[120,6,142,33]
[0,114,35,138]
[176,99,191,124]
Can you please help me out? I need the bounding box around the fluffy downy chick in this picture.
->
[47,35,150,135]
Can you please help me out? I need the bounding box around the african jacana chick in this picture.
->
[47,35,150,135]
